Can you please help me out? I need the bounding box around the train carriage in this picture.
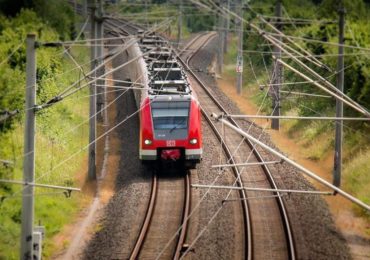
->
[127,34,202,168]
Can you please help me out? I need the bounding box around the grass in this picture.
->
[343,149,370,223]
[0,46,90,259]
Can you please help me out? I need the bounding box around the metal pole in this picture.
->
[213,113,370,211]
[223,0,230,53]
[177,0,183,47]
[236,0,243,94]
[271,0,282,130]
[217,4,224,75]
[88,0,97,181]
[334,5,345,188]
[96,0,105,121]
[20,33,36,260]
[145,0,148,28]
[82,0,88,19]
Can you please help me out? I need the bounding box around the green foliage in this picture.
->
[0,0,75,40]
[0,9,62,131]
[318,0,366,20]
[296,18,370,115]
[0,9,90,259]
[185,10,215,33]
[343,149,370,221]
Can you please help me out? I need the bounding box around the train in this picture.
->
[125,34,202,169]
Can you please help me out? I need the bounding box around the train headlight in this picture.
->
[190,138,198,145]
[144,139,152,145]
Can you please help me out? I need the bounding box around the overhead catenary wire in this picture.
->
[192,184,333,195]
[41,35,131,45]
[0,179,80,191]
[7,30,183,167]
[265,31,370,52]
[261,14,335,23]
[258,31,369,115]
[258,15,331,71]
[6,38,183,199]
[194,0,369,116]
[287,97,370,141]
[41,18,173,106]
[0,39,25,67]
[59,15,90,56]
[276,58,370,116]
[279,90,331,98]
[225,114,370,121]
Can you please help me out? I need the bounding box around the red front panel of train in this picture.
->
[140,97,202,160]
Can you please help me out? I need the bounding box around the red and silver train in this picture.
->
[128,34,202,168]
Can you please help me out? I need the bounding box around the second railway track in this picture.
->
[179,32,296,260]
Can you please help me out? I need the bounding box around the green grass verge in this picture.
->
[343,149,370,226]
[0,46,90,259]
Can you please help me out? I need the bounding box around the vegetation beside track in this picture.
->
[220,0,370,226]
[0,3,90,258]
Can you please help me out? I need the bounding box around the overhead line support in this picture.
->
[88,0,97,181]
[20,33,36,260]
[177,0,183,47]
[217,3,225,75]
[96,0,105,121]
[271,0,282,130]
[333,5,346,189]
[236,0,243,95]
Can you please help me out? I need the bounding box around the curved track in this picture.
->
[104,18,295,259]
[179,32,296,260]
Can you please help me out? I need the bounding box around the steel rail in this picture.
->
[129,173,158,260]
[104,20,130,37]
[174,172,191,260]
[178,32,296,260]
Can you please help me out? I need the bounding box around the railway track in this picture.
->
[103,18,193,260]
[129,170,191,260]
[104,18,294,259]
[178,32,296,260]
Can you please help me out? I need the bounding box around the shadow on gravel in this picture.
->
[114,88,152,188]
[83,58,152,258]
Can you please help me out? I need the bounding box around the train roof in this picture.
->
[137,34,192,97]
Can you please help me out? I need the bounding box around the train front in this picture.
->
[139,95,202,169]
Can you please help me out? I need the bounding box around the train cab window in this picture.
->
[151,101,190,139]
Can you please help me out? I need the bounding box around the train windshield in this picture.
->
[151,101,190,131]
